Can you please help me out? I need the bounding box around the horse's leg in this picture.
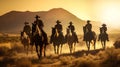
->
[40,45,43,58]
[86,41,89,50]
[35,45,39,59]
[71,43,73,53]
[60,44,63,54]
[104,41,106,49]
[68,44,71,53]
[54,45,56,54]
[74,43,76,52]
[88,41,90,51]
[70,44,72,53]
[94,40,96,50]
[57,45,60,54]
[27,44,29,55]
[44,45,46,57]
[101,41,104,49]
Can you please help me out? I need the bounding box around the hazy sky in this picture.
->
[1,0,120,28]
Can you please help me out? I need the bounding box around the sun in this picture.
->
[101,5,120,28]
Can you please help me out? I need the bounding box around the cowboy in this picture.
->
[98,24,109,41]
[23,22,31,37]
[54,20,63,34]
[101,24,107,33]
[101,24,109,41]
[68,21,75,33]
[85,20,92,32]
[83,20,92,41]
[68,21,79,43]
[31,15,49,45]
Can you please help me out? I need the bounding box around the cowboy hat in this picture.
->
[87,20,90,22]
[102,24,106,26]
[69,21,73,24]
[35,15,40,18]
[24,22,29,24]
[56,20,61,23]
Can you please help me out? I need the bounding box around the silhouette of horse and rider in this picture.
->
[50,20,65,54]
[20,22,32,54]
[98,24,109,49]
[83,20,109,51]
[21,15,49,59]
[65,22,79,53]
[83,20,97,51]
[20,15,109,59]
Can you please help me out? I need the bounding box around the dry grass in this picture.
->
[1,35,120,67]
[0,46,10,56]
[15,58,32,67]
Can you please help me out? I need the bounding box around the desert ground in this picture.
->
[0,33,120,67]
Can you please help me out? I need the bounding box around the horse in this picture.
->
[65,28,78,53]
[20,31,31,54]
[32,25,47,59]
[98,33,108,49]
[50,27,65,54]
[83,26,97,51]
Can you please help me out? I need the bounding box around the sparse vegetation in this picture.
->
[113,39,120,48]
[0,46,10,56]
[0,36,20,43]
[16,58,32,67]
[0,35,120,67]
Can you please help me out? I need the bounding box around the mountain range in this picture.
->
[0,8,101,35]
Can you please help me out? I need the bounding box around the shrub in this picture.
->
[0,46,10,56]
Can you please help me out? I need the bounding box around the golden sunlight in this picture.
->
[100,4,120,28]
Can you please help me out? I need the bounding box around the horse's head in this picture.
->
[35,24,42,36]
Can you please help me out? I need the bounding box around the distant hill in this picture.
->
[0,8,101,35]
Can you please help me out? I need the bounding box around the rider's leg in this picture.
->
[40,45,43,58]
[35,45,39,59]
[60,44,63,54]
[53,45,56,54]
[44,45,46,57]
[57,45,59,54]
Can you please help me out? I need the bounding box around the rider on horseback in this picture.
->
[54,20,63,35]
[23,22,31,37]
[54,20,65,44]
[68,21,79,43]
[85,20,92,32]
[31,15,49,45]
[98,24,109,41]
[83,20,92,41]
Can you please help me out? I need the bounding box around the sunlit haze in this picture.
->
[1,0,120,28]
